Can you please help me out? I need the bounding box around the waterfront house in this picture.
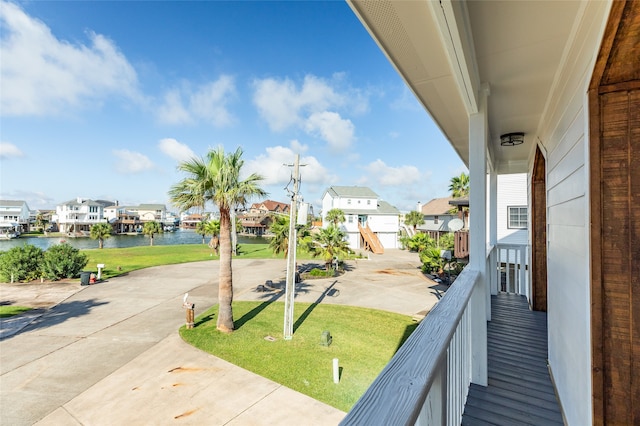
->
[0,200,30,235]
[238,200,289,236]
[343,1,638,425]
[55,198,112,235]
[321,186,400,253]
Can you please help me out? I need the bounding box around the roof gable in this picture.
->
[421,197,455,215]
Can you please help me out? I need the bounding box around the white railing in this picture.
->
[340,267,482,426]
[494,243,529,300]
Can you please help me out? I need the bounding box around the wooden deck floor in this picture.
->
[462,294,564,425]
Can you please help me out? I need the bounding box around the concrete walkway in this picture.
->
[0,250,444,425]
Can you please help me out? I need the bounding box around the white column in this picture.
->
[489,170,498,299]
[469,87,488,386]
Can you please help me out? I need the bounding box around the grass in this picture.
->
[83,244,316,279]
[0,305,32,318]
[180,301,418,412]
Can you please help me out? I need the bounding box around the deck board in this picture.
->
[462,294,564,425]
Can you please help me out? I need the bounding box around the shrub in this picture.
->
[419,247,444,274]
[41,243,88,281]
[0,245,44,282]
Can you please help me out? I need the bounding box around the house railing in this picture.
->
[454,231,469,258]
[340,267,482,425]
[493,243,529,301]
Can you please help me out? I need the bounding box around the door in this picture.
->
[589,1,640,423]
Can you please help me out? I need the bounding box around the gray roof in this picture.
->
[324,186,379,199]
[0,200,28,207]
[137,204,166,210]
[342,200,400,216]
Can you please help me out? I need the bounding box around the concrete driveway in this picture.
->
[0,250,443,425]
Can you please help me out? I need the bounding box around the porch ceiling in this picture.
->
[347,0,584,174]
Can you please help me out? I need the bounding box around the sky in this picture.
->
[0,0,466,214]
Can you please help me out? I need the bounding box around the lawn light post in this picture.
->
[283,154,302,340]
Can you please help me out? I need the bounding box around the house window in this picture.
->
[508,206,528,229]
[89,206,98,213]
[347,199,351,205]
[348,216,353,223]
[367,199,371,205]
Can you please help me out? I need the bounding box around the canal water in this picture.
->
[0,229,269,251]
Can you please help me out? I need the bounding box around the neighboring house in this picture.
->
[496,173,527,245]
[321,186,400,252]
[344,1,637,425]
[55,198,112,234]
[0,199,30,235]
[103,203,168,233]
[180,213,203,229]
[416,197,457,237]
[238,200,289,236]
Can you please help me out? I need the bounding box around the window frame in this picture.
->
[507,205,528,229]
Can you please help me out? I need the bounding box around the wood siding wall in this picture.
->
[589,2,640,423]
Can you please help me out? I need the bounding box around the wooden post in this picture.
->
[184,303,195,329]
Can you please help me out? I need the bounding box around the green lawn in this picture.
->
[83,244,314,279]
[0,305,32,318]
[180,301,418,412]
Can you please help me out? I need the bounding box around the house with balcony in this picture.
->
[0,199,30,237]
[55,198,112,235]
[343,1,638,425]
[321,186,400,253]
[238,200,289,236]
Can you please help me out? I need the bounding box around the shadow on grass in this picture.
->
[293,280,338,333]
[194,313,216,327]
[234,293,281,330]
[394,322,420,354]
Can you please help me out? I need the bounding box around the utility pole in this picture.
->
[283,154,300,340]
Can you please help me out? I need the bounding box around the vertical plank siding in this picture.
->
[462,294,564,425]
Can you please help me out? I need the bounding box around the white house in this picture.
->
[321,186,400,252]
[343,1,638,425]
[55,198,111,234]
[0,199,30,235]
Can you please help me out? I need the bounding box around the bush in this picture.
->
[419,247,444,274]
[0,245,44,282]
[41,243,88,281]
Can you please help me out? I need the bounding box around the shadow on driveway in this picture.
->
[22,298,109,333]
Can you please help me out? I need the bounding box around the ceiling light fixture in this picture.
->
[500,132,525,147]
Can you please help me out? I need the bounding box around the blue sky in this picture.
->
[0,0,465,213]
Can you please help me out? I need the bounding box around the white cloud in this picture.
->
[0,142,24,159]
[244,144,335,187]
[0,190,56,209]
[304,111,355,152]
[158,138,196,163]
[156,90,192,125]
[364,159,422,186]
[156,76,236,126]
[112,149,154,174]
[0,1,140,116]
[252,75,362,151]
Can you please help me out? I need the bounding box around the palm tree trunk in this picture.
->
[217,208,234,332]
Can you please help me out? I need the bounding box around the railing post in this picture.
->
[417,358,446,426]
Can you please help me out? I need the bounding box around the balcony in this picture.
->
[340,244,562,425]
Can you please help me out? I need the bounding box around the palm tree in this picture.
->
[312,225,352,270]
[268,214,313,258]
[449,172,470,198]
[90,222,112,249]
[142,221,162,246]
[195,220,208,244]
[169,146,266,333]
[205,220,221,254]
[325,208,345,226]
[404,210,425,231]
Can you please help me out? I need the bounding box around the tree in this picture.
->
[205,220,221,254]
[325,208,345,226]
[90,222,112,249]
[268,215,313,258]
[404,210,425,231]
[195,221,208,244]
[169,146,266,333]
[449,172,470,198]
[311,225,352,270]
[142,221,163,246]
